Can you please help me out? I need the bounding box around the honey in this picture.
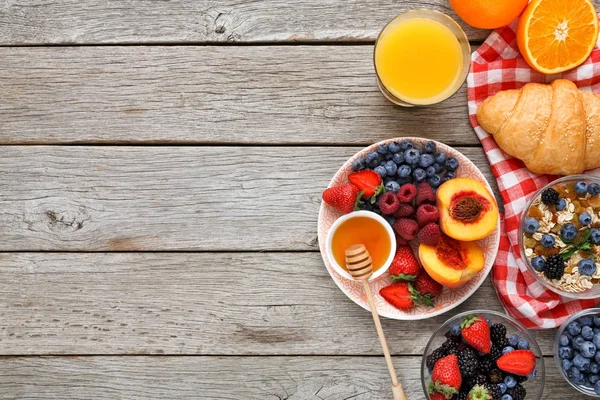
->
[331,216,392,273]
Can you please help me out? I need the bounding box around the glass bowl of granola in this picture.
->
[519,175,600,299]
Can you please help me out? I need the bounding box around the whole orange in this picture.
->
[449,0,529,29]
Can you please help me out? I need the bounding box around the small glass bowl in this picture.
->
[519,175,600,299]
[422,310,545,400]
[555,308,600,397]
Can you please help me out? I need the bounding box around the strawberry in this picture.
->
[379,282,415,310]
[428,354,462,398]
[460,315,491,354]
[389,246,421,281]
[429,392,447,400]
[322,184,360,214]
[496,349,536,376]
[414,271,442,305]
[348,170,383,198]
[467,384,493,400]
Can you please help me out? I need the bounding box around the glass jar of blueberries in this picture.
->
[555,309,600,396]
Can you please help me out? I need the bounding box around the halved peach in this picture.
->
[437,178,498,241]
[419,235,485,288]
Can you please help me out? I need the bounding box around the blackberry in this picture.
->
[495,336,509,349]
[544,254,566,280]
[483,382,502,400]
[489,368,503,384]
[514,374,528,384]
[454,392,468,400]
[426,347,447,371]
[541,188,559,205]
[507,384,526,400]
[478,355,495,374]
[458,348,479,378]
[490,344,503,361]
[490,323,507,344]
[466,373,489,390]
[442,338,459,354]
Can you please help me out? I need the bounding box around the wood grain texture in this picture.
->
[0,252,556,356]
[0,0,490,45]
[0,355,583,400]
[0,46,476,145]
[0,146,497,251]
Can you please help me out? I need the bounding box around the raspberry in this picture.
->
[395,234,408,246]
[393,203,415,218]
[397,183,417,203]
[416,182,435,205]
[394,218,419,241]
[416,204,439,226]
[417,223,441,245]
[378,192,400,215]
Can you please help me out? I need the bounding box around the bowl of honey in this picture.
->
[325,210,397,281]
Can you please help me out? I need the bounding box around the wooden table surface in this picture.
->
[0,1,594,399]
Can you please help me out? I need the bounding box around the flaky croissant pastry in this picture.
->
[476,79,600,175]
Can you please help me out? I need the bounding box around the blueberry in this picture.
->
[377,144,389,155]
[574,372,587,385]
[595,351,600,364]
[560,334,570,347]
[508,334,520,347]
[385,180,400,193]
[392,152,404,165]
[485,318,492,326]
[419,153,435,168]
[399,139,413,151]
[560,346,574,359]
[562,359,572,371]
[595,381,600,395]
[589,183,600,196]
[561,223,578,241]
[427,175,442,188]
[366,152,381,168]
[590,229,600,245]
[384,161,398,176]
[583,326,596,340]
[397,165,412,178]
[595,327,600,334]
[574,336,586,351]
[595,316,600,327]
[372,207,382,215]
[426,166,437,177]
[592,362,600,374]
[450,324,461,337]
[594,333,600,348]
[435,152,447,164]
[579,259,597,277]
[574,353,592,370]
[383,215,397,227]
[444,171,456,180]
[556,198,567,211]
[590,374,600,385]
[575,181,588,194]
[502,346,515,355]
[498,383,507,394]
[433,162,444,174]
[385,153,394,161]
[523,217,539,234]
[397,177,413,186]
[569,366,582,379]
[541,234,555,248]
[527,369,537,379]
[580,316,594,326]
[580,212,593,226]
[389,142,401,154]
[352,158,365,171]
[374,165,387,178]
[444,158,459,171]
[404,148,421,166]
[501,395,512,400]
[424,141,436,154]
[531,256,546,272]
[504,375,517,388]
[517,338,530,350]
[413,168,426,182]
[581,341,597,359]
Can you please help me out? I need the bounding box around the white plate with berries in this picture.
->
[318,138,501,320]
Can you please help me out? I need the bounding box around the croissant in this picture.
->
[476,79,600,175]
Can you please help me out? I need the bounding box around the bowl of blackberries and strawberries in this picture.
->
[423,310,544,400]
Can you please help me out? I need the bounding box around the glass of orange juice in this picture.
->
[374,10,471,107]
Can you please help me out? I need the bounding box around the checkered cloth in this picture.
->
[467,19,600,329]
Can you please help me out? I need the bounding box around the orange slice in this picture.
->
[517,0,599,74]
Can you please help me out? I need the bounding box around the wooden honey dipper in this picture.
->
[345,244,408,400]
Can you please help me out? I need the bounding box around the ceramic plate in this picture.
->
[317,138,500,320]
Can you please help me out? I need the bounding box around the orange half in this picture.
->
[517,0,599,74]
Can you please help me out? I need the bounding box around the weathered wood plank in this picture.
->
[0,355,582,400]
[0,252,557,355]
[0,1,491,45]
[0,146,496,251]
[0,46,476,145]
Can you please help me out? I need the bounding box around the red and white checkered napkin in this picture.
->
[467,18,600,329]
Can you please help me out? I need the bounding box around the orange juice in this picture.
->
[374,12,469,105]
[331,216,392,273]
